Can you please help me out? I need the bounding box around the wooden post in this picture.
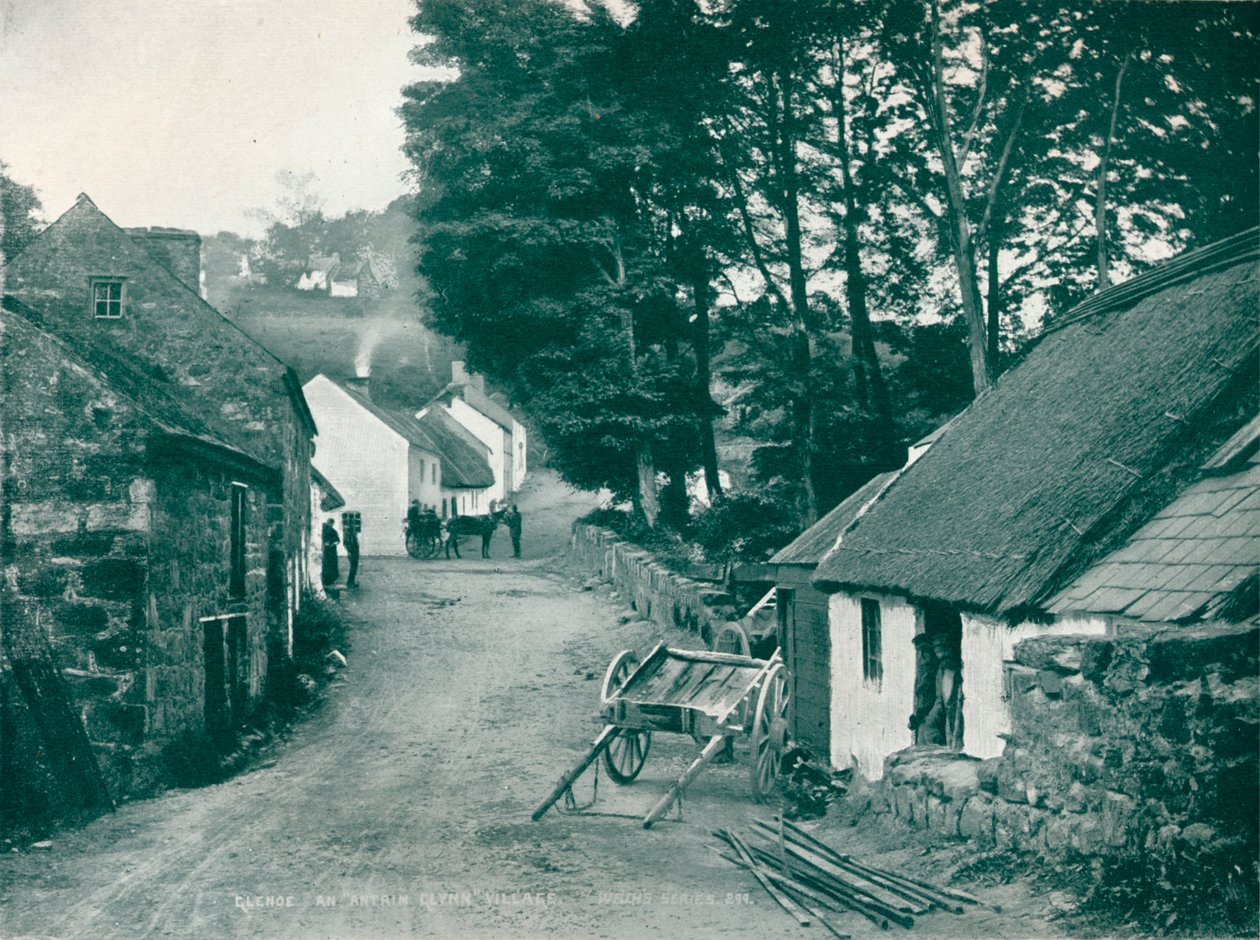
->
[531,724,619,821]
[643,734,727,828]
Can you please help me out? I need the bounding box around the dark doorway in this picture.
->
[227,616,247,726]
[202,619,229,746]
[911,602,964,749]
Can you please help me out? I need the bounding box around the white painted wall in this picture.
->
[408,448,444,513]
[329,279,358,298]
[829,591,919,780]
[511,418,527,490]
[961,612,1111,759]
[305,375,422,556]
[443,397,507,506]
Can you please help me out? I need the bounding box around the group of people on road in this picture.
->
[321,517,359,589]
[322,500,524,589]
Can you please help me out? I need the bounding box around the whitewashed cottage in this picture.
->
[302,374,493,555]
[811,230,1260,780]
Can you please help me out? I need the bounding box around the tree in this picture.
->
[404,0,704,525]
[0,163,41,264]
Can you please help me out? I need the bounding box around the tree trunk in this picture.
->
[986,210,1002,368]
[691,260,723,502]
[928,0,992,397]
[833,49,896,466]
[1097,54,1131,292]
[777,71,819,525]
[636,442,660,529]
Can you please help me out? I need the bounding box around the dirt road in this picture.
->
[0,473,1063,939]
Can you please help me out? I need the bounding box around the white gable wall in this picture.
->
[828,591,919,780]
[511,418,527,491]
[444,397,507,506]
[305,375,411,555]
[961,612,1110,759]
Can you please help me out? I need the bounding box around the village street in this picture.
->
[0,473,1063,940]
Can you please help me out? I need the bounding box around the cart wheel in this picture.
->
[405,532,424,559]
[603,727,651,784]
[713,622,752,657]
[601,650,638,706]
[749,662,790,801]
[600,650,650,784]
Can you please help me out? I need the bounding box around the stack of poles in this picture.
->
[713,816,980,933]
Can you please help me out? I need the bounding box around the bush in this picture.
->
[691,491,800,565]
[292,591,349,673]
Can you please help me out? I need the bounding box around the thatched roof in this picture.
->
[813,229,1259,618]
[771,472,898,566]
[416,408,496,488]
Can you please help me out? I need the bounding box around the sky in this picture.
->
[0,0,428,236]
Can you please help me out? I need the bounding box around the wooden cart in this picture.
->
[532,644,791,828]
[711,587,779,658]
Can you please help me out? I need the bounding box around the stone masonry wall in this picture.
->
[874,624,1258,866]
[570,526,736,642]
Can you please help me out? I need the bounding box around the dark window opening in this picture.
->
[203,620,228,744]
[861,598,883,684]
[341,511,362,536]
[90,278,125,319]
[229,484,247,597]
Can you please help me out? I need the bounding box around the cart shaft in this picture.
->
[642,734,728,828]
[531,724,620,821]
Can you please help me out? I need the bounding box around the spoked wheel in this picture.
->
[749,662,790,801]
[405,532,424,559]
[601,650,650,784]
[604,728,651,784]
[713,622,752,657]
[419,535,440,559]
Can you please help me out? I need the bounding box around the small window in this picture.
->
[431,463,437,484]
[90,278,126,319]
[229,484,247,597]
[341,511,361,535]
[861,598,883,684]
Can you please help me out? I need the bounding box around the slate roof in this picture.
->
[1,296,276,480]
[311,466,346,511]
[339,382,439,451]
[415,408,496,488]
[813,228,1260,618]
[336,382,493,489]
[1048,455,1259,624]
[771,472,898,566]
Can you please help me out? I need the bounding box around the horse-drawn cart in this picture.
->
[532,644,791,828]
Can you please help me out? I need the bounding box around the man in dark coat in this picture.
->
[344,522,360,588]
[321,519,340,586]
[504,504,523,558]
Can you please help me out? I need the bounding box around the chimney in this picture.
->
[126,227,204,296]
[344,375,371,400]
[451,360,469,385]
[470,372,485,393]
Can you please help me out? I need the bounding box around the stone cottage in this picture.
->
[0,297,280,823]
[811,228,1259,780]
[2,194,317,650]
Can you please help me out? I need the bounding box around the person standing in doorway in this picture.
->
[321,518,340,587]
[504,504,523,558]
[344,521,360,588]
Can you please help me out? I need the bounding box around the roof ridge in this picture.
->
[1041,227,1260,338]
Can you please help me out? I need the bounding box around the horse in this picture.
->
[446,507,506,559]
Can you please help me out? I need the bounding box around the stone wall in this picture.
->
[0,311,278,826]
[570,526,736,641]
[874,624,1258,866]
